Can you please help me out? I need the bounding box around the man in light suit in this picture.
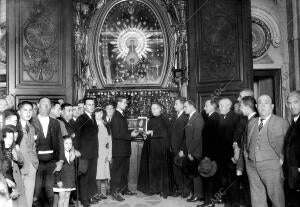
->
[17,101,39,207]
[284,91,300,206]
[245,95,289,207]
[183,100,204,204]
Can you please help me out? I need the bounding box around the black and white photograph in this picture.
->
[0,0,299,207]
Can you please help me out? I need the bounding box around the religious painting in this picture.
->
[89,0,174,87]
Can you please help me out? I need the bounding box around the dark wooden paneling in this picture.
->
[7,0,73,103]
[187,0,253,109]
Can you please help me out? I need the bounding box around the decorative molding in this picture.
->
[252,17,272,59]
[251,6,281,48]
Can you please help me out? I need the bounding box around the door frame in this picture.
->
[253,69,282,116]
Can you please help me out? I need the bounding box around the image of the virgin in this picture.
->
[125,37,140,65]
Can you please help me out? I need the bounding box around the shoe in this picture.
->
[197,202,214,207]
[99,193,107,199]
[89,197,99,204]
[93,194,102,201]
[187,196,203,202]
[111,192,125,201]
[121,190,136,196]
[81,201,91,207]
[181,192,189,198]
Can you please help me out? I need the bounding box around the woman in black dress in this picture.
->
[137,103,173,198]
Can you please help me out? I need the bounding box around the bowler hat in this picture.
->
[198,157,217,177]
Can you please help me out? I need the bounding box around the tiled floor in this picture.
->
[90,192,202,207]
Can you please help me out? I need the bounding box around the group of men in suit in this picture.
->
[169,89,300,207]
[2,88,300,207]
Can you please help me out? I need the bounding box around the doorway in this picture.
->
[253,69,281,116]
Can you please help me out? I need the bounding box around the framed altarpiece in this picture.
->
[87,0,176,88]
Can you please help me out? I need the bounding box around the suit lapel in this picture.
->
[32,117,46,139]
[266,115,274,142]
[247,117,258,148]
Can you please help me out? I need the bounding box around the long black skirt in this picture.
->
[137,137,175,195]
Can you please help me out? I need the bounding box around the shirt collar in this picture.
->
[208,111,215,117]
[116,109,124,115]
[177,110,184,118]
[189,110,196,119]
[248,112,256,120]
[294,115,300,123]
[38,114,49,120]
[259,114,271,124]
[85,111,92,119]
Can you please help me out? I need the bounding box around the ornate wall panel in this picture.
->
[187,0,252,108]
[21,0,61,84]
[7,0,73,102]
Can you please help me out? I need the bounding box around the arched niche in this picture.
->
[88,0,175,88]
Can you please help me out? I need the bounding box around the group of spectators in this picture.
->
[0,88,299,207]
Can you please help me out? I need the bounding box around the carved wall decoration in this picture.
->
[251,7,281,48]
[0,23,6,66]
[87,0,176,88]
[8,0,73,102]
[200,0,239,82]
[22,0,61,83]
[252,17,272,59]
[187,0,252,108]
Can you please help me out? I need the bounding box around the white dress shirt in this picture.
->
[65,150,70,163]
[258,114,271,126]
[38,115,49,138]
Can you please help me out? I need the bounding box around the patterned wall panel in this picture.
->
[21,0,62,85]
[187,0,252,109]
[198,0,241,83]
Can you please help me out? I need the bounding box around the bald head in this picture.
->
[238,89,254,102]
[219,98,232,115]
[38,97,51,116]
[257,95,274,118]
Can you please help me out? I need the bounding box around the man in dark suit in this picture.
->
[169,97,189,197]
[201,99,220,205]
[246,95,289,207]
[237,96,258,174]
[183,100,204,205]
[110,96,139,201]
[284,91,300,206]
[58,103,75,137]
[75,98,99,206]
[31,97,64,207]
[217,98,241,206]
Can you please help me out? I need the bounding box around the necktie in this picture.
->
[23,123,29,134]
[258,119,264,131]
